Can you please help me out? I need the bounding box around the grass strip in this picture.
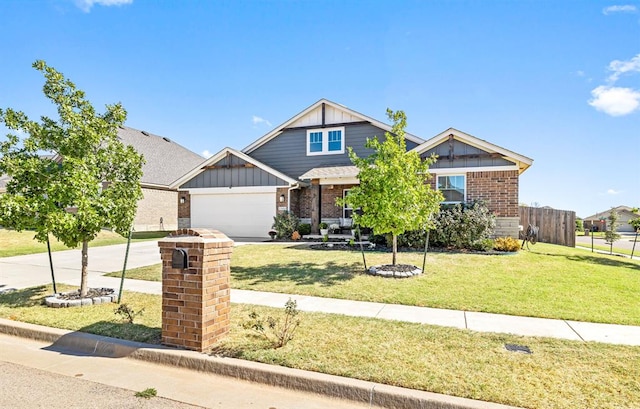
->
[0,285,638,409]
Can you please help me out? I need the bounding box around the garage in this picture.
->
[190,187,276,238]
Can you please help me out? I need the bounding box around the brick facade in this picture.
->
[465,170,519,217]
[133,187,178,232]
[158,228,233,352]
[296,184,357,220]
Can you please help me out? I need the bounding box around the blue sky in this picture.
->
[1,0,638,218]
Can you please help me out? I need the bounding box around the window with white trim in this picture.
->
[343,189,353,218]
[306,126,345,155]
[437,175,466,203]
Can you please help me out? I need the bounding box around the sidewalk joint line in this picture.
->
[368,384,376,408]
[564,320,585,341]
[464,311,468,329]
[374,305,386,318]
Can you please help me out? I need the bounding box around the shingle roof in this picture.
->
[117,126,205,187]
[299,166,359,180]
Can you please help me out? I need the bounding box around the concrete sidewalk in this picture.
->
[1,242,639,346]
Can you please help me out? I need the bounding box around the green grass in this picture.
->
[0,286,638,409]
[109,243,640,325]
[0,229,169,258]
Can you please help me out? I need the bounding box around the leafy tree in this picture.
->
[338,109,443,265]
[0,61,144,297]
[604,207,621,245]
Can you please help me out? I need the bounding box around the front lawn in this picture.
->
[0,229,168,258]
[108,243,640,325]
[0,285,637,409]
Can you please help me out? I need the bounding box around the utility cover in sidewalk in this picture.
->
[504,344,532,354]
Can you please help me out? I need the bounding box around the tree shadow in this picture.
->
[531,250,640,271]
[0,285,50,307]
[42,321,162,357]
[232,261,363,287]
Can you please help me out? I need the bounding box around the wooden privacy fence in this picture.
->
[519,206,576,247]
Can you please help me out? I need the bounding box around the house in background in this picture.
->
[0,127,204,233]
[172,99,533,238]
[117,126,205,232]
[583,206,638,233]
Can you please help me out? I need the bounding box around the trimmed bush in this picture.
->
[493,237,520,252]
[298,223,311,236]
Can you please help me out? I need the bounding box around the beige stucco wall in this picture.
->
[133,187,178,232]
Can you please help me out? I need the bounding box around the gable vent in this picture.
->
[141,131,150,136]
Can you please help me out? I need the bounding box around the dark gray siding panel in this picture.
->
[249,123,402,179]
[421,140,513,169]
[180,153,287,188]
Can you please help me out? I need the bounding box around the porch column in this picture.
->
[311,180,320,233]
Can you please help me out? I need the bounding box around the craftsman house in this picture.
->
[172,99,533,238]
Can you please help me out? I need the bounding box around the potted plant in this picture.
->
[319,222,329,236]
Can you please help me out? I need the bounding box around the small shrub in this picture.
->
[575,219,584,232]
[319,222,328,229]
[272,211,299,239]
[472,238,494,252]
[291,231,301,241]
[430,201,495,249]
[114,303,144,324]
[243,298,301,348]
[322,234,329,243]
[493,237,520,252]
[298,223,311,236]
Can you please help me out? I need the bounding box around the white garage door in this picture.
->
[190,189,275,238]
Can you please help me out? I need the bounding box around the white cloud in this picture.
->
[607,53,640,83]
[606,189,621,195]
[588,86,640,116]
[75,0,133,12]
[202,150,213,158]
[251,115,272,128]
[602,5,638,15]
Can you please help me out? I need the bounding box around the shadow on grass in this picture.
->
[532,250,640,271]
[232,261,364,287]
[42,321,161,357]
[0,285,49,307]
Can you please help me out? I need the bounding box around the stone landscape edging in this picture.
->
[0,318,522,409]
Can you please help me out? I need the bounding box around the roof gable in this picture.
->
[411,128,533,174]
[170,147,298,189]
[242,99,424,154]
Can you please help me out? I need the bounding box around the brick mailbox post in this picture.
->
[158,228,233,352]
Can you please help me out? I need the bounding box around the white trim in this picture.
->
[243,99,425,154]
[411,128,533,174]
[306,126,345,156]
[169,147,297,189]
[186,186,279,195]
[429,165,519,174]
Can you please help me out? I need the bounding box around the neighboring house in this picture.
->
[172,99,533,238]
[583,206,638,233]
[116,126,205,232]
[1,127,204,232]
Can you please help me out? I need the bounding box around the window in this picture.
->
[437,175,465,203]
[306,126,345,155]
[343,189,353,218]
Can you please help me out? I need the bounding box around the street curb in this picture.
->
[0,318,520,409]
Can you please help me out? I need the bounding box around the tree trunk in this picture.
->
[392,234,397,265]
[80,239,89,297]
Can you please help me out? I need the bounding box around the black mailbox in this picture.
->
[171,249,188,269]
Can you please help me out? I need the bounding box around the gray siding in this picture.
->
[180,153,288,188]
[421,140,512,169]
[249,123,418,179]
